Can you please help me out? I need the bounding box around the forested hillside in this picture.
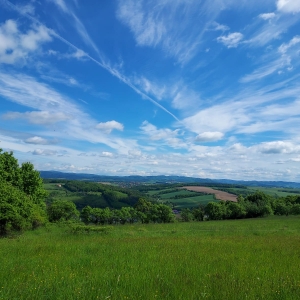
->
[44,180,143,210]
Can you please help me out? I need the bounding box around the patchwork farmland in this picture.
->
[181,186,238,202]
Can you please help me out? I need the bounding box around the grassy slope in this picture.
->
[1,216,300,299]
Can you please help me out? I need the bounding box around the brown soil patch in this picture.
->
[181,186,237,202]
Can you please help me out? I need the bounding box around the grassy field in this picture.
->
[209,186,300,198]
[164,194,216,208]
[247,187,300,198]
[148,188,218,208]
[1,216,300,299]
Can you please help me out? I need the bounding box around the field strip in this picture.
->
[181,186,238,202]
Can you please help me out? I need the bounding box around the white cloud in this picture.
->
[195,132,224,142]
[0,19,51,65]
[128,149,142,157]
[277,0,300,13]
[101,151,114,157]
[95,121,124,134]
[183,102,249,134]
[211,21,229,31]
[217,32,243,48]
[258,141,300,154]
[32,149,57,156]
[279,36,300,53]
[229,143,247,153]
[3,111,70,125]
[259,13,276,20]
[24,136,53,145]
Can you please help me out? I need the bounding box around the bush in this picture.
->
[0,149,47,236]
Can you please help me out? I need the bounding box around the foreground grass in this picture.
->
[1,216,300,299]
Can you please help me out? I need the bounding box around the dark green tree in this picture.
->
[155,204,175,223]
[47,200,79,222]
[192,207,204,221]
[0,150,47,235]
[81,205,94,224]
[205,202,227,220]
[225,201,246,219]
[181,208,194,222]
[135,198,153,223]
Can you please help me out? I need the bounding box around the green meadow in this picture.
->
[147,188,218,208]
[1,216,300,300]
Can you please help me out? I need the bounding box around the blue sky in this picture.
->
[1,0,300,181]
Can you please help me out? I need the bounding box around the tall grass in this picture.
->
[1,216,300,299]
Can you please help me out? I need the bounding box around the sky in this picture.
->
[0,0,300,182]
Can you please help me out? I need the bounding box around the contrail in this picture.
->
[1,0,180,122]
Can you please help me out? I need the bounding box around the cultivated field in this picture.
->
[1,217,300,299]
[147,188,218,208]
[181,186,238,202]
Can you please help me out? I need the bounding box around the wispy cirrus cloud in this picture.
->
[183,74,300,137]
[116,0,226,64]
[49,0,68,12]
[0,71,139,153]
[246,10,299,47]
[0,72,82,115]
[241,35,300,83]
[3,111,70,125]
[133,75,202,112]
[48,0,99,54]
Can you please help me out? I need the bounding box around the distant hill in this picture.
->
[40,171,300,188]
